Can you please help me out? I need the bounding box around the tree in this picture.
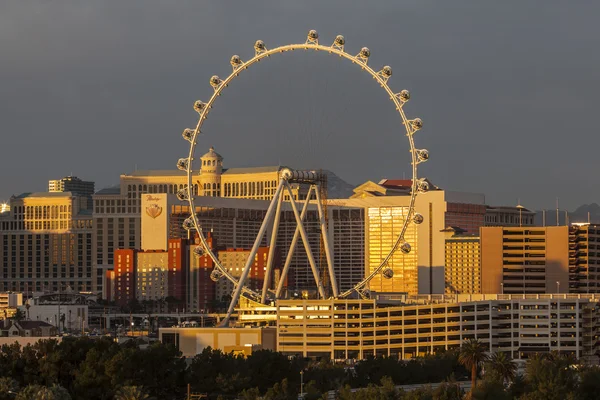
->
[16,384,71,400]
[485,352,516,385]
[239,387,260,400]
[458,339,489,392]
[10,309,25,321]
[521,353,577,400]
[35,385,72,400]
[578,366,600,400]
[470,379,510,400]
[337,377,401,400]
[114,386,149,400]
[433,376,464,400]
[0,377,18,400]
[15,385,44,400]
[263,378,294,400]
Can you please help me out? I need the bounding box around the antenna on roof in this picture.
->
[556,197,559,226]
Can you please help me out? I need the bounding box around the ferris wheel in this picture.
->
[177,30,429,325]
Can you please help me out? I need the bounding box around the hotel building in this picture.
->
[49,176,95,208]
[334,180,486,295]
[164,195,365,297]
[93,146,323,296]
[0,192,93,294]
[480,225,600,295]
[215,247,278,302]
[481,226,569,294]
[443,227,481,294]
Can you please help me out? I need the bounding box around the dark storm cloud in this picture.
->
[0,1,598,210]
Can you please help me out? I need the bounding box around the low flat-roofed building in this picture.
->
[0,292,23,309]
[159,326,277,357]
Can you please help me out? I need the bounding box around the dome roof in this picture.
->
[201,146,223,160]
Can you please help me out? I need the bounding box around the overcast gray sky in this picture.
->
[1,1,598,210]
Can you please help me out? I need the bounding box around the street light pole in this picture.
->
[300,370,304,399]
[500,282,504,295]
[557,281,560,293]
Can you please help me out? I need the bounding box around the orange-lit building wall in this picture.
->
[110,249,136,306]
[168,238,187,302]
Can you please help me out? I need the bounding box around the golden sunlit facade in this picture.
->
[0,193,93,293]
[6,194,91,232]
[136,252,168,301]
[444,236,481,294]
[367,207,418,294]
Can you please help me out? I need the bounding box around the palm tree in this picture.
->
[114,386,149,400]
[486,352,517,385]
[459,338,489,391]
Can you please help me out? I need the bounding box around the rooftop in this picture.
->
[16,320,54,329]
[201,146,223,160]
[94,186,121,195]
[222,166,281,175]
[13,192,75,199]
[121,166,282,177]
[123,170,186,177]
[487,205,534,213]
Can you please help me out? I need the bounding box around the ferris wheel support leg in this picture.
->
[315,186,338,298]
[261,189,284,303]
[222,179,286,326]
[284,182,326,299]
[275,186,313,299]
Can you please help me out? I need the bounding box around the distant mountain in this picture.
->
[534,203,600,225]
[569,203,600,223]
[323,170,356,199]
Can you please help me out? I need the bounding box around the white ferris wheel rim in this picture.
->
[180,30,426,302]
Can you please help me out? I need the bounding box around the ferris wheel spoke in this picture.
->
[275,185,314,299]
[223,179,286,325]
[261,189,284,304]
[315,184,338,298]
[284,182,326,299]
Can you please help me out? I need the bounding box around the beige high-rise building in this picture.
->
[442,227,481,294]
[481,226,570,294]
[0,192,93,293]
[481,224,600,295]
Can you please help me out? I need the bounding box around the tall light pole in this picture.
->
[300,370,304,399]
[557,281,560,294]
[516,202,525,227]
[500,282,504,295]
